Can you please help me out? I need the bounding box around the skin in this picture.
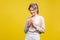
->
[29,7,38,17]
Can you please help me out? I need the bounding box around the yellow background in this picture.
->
[0,0,60,40]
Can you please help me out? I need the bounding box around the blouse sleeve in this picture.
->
[33,16,45,33]
[24,19,29,33]
[36,16,45,33]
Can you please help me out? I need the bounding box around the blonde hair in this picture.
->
[28,3,39,14]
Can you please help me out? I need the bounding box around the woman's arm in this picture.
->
[32,16,45,33]
[24,19,31,33]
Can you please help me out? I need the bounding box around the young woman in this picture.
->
[24,3,45,40]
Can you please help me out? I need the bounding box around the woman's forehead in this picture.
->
[30,7,37,11]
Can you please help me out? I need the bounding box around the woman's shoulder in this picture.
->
[38,15,44,18]
[38,15,45,20]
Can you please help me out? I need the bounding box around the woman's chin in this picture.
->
[32,14,35,16]
[31,13,35,16]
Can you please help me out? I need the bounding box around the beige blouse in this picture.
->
[24,15,45,34]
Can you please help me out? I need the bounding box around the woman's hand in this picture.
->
[28,19,36,27]
[29,19,38,29]
[28,19,33,25]
[28,18,37,29]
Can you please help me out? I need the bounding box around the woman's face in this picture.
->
[29,7,38,16]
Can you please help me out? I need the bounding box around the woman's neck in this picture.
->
[32,14,38,17]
